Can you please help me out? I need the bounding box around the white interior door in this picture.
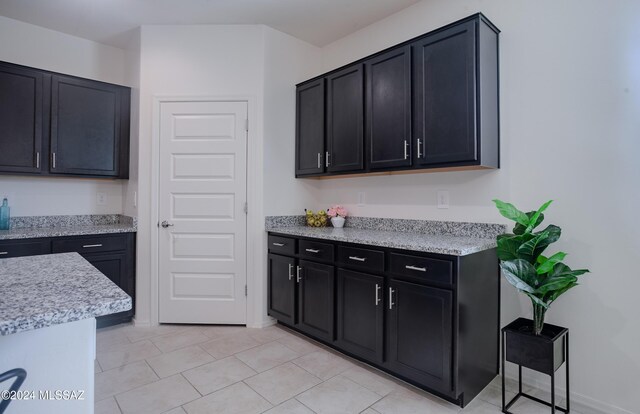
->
[158,100,248,324]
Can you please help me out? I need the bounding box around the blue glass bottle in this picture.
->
[0,198,10,230]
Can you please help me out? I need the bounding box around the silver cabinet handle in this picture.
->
[404,140,409,160]
[272,242,285,247]
[305,248,320,253]
[288,263,293,281]
[405,265,427,272]
[417,139,423,159]
[82,244,103,248]
[317,153,321,169]
[296,266,302,283]
[325,151,330,167]
[375,283,381,306]
[389,287,396,310]
[0,252,8,255]
[36,152,40,169]
[52,152,57,169]
[160,220,174,228]
[349,256,366,262]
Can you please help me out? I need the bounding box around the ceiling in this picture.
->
[0,0,421,49]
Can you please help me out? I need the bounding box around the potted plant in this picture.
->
[493,199,590,412]
[493,199,590,335]
[327,205,348,228]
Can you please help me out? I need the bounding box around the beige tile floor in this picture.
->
[95,323,578,414]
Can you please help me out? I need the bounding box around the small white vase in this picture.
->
[331,216,345,228]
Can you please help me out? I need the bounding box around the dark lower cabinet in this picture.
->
[0,233,135,328]
[336,269,384,363]
[366,46,412,170]
[326,64,364,173]
[387,279,453,393]
[0,62,45,174]
[267,232,499,408]
[297,260,334,341]
[267,254,296,325]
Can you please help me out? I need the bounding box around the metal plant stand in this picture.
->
[501,318,569,413]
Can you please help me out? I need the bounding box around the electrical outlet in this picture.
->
[437,190,449,209]
[96,192,107,206]
[357,192,366,206]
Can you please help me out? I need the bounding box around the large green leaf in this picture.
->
[536,251,567,274]
[517,231,550,263]
[525,292,550,309]
[550,262,589,279]
[536,275,578,295]
[496,234,532,260]
[546,282,579,303]
[526,200,553,233]
[531,225,562,258]
[500,260,537,293]
[493,199,530,226]
[514,211,544,235]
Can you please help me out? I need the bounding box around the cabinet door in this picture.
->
[0,63,45,174]
[326,65,364,173]
[387,279,453,393]
[296,79,325,176]
[297,259,334,341]
[267,254,296,325]
[50,75,126,176]
[365,46,412,170]
[0,239,50,258]
[413,21,477,166]
[336,269,384,363]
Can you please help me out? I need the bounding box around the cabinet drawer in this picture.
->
[299,239,334,262]
[268,235,295,256]
[0,240,50,258]
[338,245,384,273]
[389,253,453,286]
[52,235,127,254]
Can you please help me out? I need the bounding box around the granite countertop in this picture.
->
[0,253,132,335]
[266,216,505,256]
[0,214,137,241]
[268,226,497,256]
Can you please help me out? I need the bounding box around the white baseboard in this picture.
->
[246,317,276,329]
[132,318,152,327]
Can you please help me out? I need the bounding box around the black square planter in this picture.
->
[502,318,570,413]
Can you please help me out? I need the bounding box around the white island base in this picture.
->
[0,318,96,414]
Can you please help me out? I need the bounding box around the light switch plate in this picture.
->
[357,192,366,206]
[437,190,449,209]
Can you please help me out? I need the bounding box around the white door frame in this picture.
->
[150,95,261,327]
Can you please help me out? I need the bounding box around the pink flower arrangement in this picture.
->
[327,205,348,218]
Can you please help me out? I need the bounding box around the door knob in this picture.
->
[160,220,174,228]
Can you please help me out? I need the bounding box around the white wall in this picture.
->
[311,1,640,412]
[0,16,129,216]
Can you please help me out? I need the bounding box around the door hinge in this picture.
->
[245,285,248,296]
[245,119,249,132]
[243,202,248,214]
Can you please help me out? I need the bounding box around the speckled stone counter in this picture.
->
[0,253,132,335]
[0,214,137,241]
[266,216,505,256]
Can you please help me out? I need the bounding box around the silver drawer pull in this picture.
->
[375,283,381,306]
[405,265,427,272]
[296,266,302,283]
[305,248,320,253]
[0,252,8,255]
[288,263,293,281]
[272,242,285,247]
[389,287,396,310]
[83,244,103,248]
[349,256,366,262]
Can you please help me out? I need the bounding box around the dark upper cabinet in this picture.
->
[387,279,453,393]
[0,63,45,174]
[297,259,335,341]
[413,21,477,166]
[336,269,384,363]
[326,64,364,173]
[51,75,130,177]
[267,253,297,326]
[295,79,325,176]
[0,60,130,179]
[294,13,499,178]
[365,46,412,170]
